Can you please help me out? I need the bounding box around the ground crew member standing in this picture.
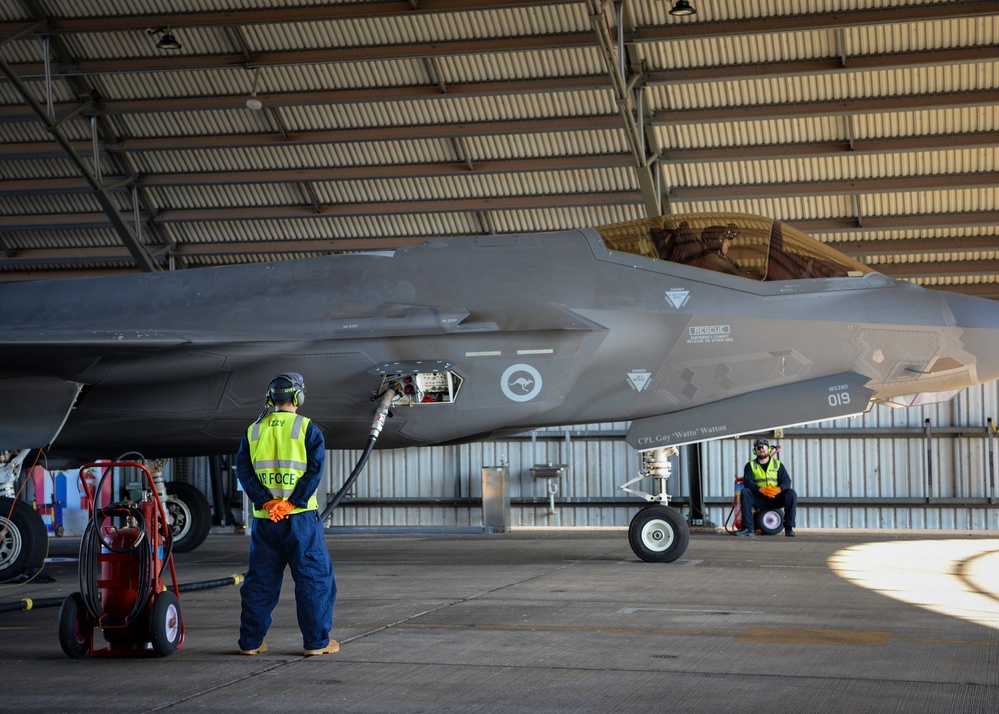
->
[235,372,338,656]
[736,437,797,537]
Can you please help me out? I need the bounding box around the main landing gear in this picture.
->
[619,447,690,563]
[0,450,48,583]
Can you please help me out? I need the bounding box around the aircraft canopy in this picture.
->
[596,213,874,281]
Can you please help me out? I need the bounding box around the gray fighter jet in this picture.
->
[3,212,999,580]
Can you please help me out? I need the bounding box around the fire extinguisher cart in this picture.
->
[58,461,185,658]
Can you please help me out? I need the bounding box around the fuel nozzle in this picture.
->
[370,387,398,439]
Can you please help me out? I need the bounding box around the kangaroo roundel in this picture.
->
[501,364,542,402]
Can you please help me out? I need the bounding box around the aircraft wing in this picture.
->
[0,376,83,448]
[626,372,874,450]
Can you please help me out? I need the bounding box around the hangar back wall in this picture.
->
[316,381,999,532]
[179,382,999,532]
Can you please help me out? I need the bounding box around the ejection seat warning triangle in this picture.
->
[665,290,690,309]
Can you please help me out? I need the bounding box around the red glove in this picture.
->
[269,500,296,522]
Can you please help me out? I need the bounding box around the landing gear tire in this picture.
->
[58,592,92,658]
[757,509,784,536]
[0,496,48,583]
[628,505,689,563]
[164,482,211,553]
[149,591,182,656]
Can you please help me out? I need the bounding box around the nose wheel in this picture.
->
[628,505,689,563]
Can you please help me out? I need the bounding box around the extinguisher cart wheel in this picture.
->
[757,509,784,536]
[149,591,183,656]
[58,592,93,659]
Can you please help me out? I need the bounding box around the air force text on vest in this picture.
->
[260,471,299,486]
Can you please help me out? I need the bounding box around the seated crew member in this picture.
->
[736,438,798,537]
[692,224,742,275]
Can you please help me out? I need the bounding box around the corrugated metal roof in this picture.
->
[0,0,996,293]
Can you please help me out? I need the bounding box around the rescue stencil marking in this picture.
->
[665,289,690,309]
[687,325,732,344]
[517,348,554,355]
[628,370,652,392]
[466,351,502,357]
[501,364,542,402]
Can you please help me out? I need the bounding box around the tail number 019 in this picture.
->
[828,384,851,407]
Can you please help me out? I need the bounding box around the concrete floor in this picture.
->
[1,527,998,713]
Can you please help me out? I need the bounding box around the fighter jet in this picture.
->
[3,211,999,580]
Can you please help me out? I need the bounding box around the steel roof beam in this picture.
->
[660,132,999,164]
[1,83,994,127]
[668,172,999,201]
[0,153,635,195]
[5,127,999,165]
[646,46,999,86]
[151,193,641,221]
[3,2,994,49]
[632,3,999,41]
[876,260,999,280]
[0,1,582,35]
[13,162,999,197]
[1,209,997,239]
[0,81,610,120]
[651,90,999,126]
[2,87,995,141]
[8,41,991,85]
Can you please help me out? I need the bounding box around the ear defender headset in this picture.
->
[266,372,306,407]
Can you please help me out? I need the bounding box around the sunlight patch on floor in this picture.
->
[828,539,999,631]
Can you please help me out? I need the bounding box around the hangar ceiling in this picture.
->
[0,0,997,298]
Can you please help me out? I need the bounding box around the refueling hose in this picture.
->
[320,387,397,521]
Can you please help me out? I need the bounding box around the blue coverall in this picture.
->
[235,419,337,651]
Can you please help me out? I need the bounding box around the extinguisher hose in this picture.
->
[78,505,154,626]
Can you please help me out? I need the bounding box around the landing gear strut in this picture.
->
[619,447,690,563]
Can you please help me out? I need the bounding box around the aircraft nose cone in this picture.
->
[942,291,999,386]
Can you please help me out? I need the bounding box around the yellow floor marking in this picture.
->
[737,626,890,646]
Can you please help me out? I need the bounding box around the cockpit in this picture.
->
[596,212,873,281]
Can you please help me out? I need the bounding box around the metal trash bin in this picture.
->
[481,466,510,532]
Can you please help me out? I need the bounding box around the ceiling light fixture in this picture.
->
[147,27,182,50]
[246,68,263,111]
[669,0,696,16]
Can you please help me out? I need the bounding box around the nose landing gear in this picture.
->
[619,447,690,563]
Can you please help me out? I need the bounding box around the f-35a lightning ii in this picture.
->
[3,211,999,580]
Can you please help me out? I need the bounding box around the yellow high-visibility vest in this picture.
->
[750,458,781,489]
[247,411,318,518]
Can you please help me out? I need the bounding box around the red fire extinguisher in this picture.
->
[724,475,744,534]
[80,468,97,510]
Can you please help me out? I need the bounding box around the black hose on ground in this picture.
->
[0,597,65,613]
[0,574,245,613]
[177,574,243,592]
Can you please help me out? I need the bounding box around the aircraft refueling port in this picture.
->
[370,360,463,406]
